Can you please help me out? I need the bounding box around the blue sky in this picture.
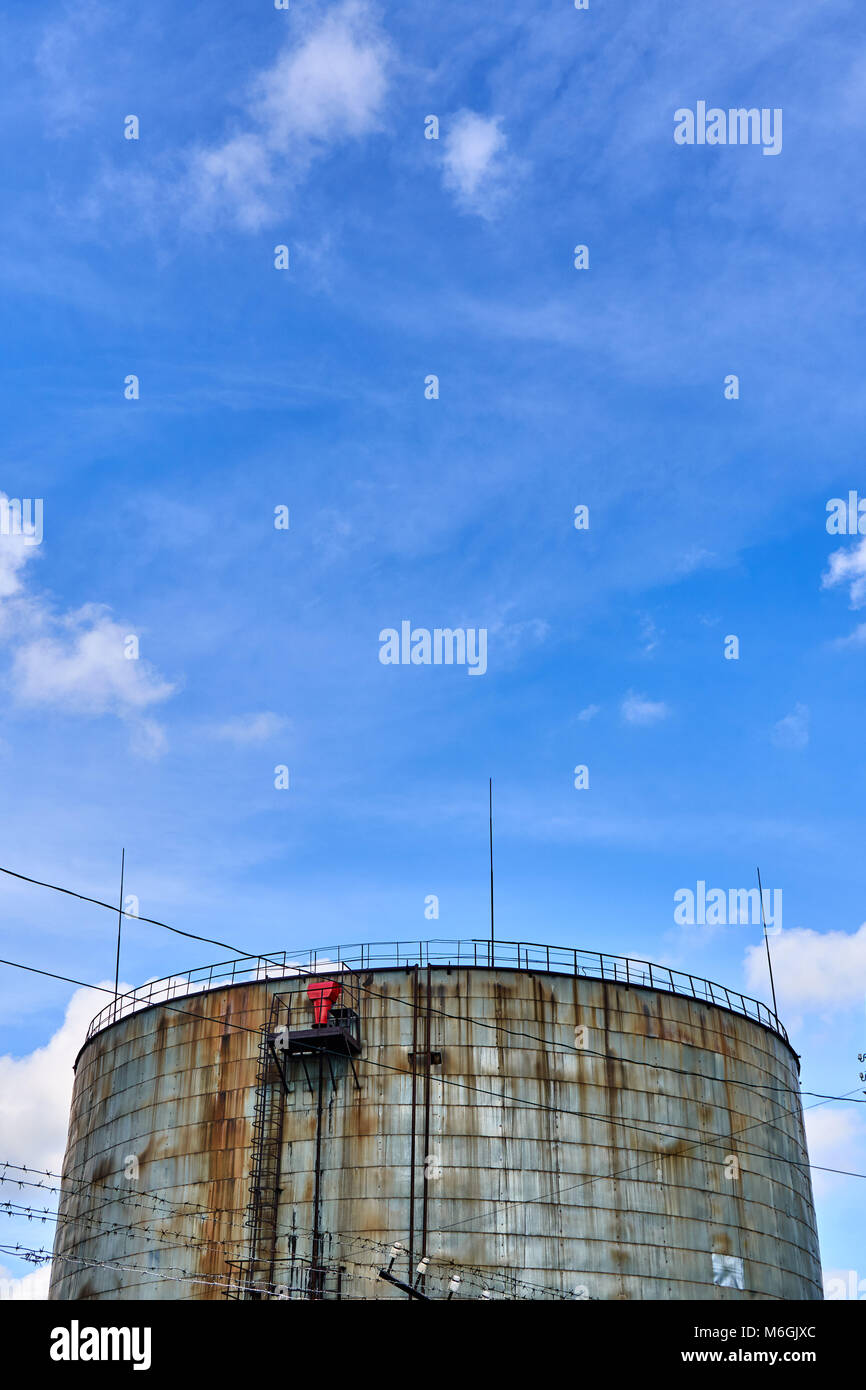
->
[0,0,864,1296]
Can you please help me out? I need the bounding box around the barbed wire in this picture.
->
[0,1163,243,1224]
[0,1167,595,1300]
[1,1233,584,1301]
[0,1179,594,1302]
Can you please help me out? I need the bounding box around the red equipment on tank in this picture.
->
[307,978,342,1027]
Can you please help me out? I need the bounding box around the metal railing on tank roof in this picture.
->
[82,937,788,1046]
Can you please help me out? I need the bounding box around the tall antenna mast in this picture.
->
[489,778,495,947]
[113,848,125,1021]
[756,865,778,1023]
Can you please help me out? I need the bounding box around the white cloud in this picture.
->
[211,712,290,745]
[638,614,661,653]
[128,717,169,760]
[577,704,600,721]
[803,1105,866,1200]
[0,1262,51,1300]
[34,3,111,129]
[677,548,717,576]
[188,1,391,229]
[491,617,550,652]
[620,691,670,725]
[0,495,41,602]
[0,511,176,753]
[771,703,809,750]
[11,606,175,721]
[822,537,866,609]
[743,922,866,1010]
[191,134,275,233]
[252,2,389,145]
[0,983,125,1300]
[831,621,866,649]
[441,111,509,216]
[0,985,111,1177]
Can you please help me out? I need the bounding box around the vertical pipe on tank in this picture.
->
[311,1048,324,1299]
[408,966,419,1281]
[420,964,433,1279]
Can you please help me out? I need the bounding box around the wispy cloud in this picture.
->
[620,691,670,726]
[832,621,866,649]
[187,1,391,229]
[191,134,276,233]
[822,537,866,609]
[441,110,511,217]
[771,703,809,750]
[33,1,113,129]
[638,613,661,654]
[211,712,290,745]
[489,616,549,654]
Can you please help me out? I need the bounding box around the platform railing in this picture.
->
[83,936,788,1045]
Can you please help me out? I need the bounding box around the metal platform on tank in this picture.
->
[279,1024,361,1058]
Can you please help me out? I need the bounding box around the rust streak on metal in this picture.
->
[50,965,822,1302]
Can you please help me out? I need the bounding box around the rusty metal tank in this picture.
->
[48,940,822,1300]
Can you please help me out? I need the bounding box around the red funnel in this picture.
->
[307,978,341,1027]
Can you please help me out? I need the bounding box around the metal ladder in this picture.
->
[242,992,289,1297]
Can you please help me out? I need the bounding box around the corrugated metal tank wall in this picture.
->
[48,966,822,1300]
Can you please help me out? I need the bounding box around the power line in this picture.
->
[431,1075,857,1243]
[312,1039,864,1182]
[1,858,791,1062]
[1,857,855,1108]
[0,956,265,1038]
[0,950,861,1193]
[0,868,860,1250]
[3,856,848,1114]
[0,875,839,1298]
[0,949,804,1168]
[4,935,860,1124]
[0,863,286,968]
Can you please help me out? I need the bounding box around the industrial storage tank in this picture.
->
[48,940,822,1301]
